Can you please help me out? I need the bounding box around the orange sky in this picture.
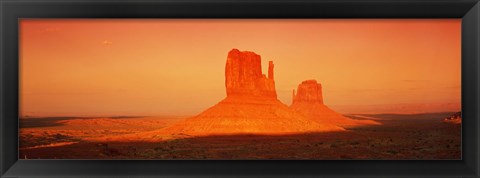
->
[19,19,461,116]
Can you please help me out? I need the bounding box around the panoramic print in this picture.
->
[19,19,461,159]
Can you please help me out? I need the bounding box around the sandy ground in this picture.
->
[19,112,460,160]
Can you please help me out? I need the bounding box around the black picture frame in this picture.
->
[1,0,479,177]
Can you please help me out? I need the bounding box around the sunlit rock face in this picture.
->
[163,49,344,135]
[292,80,323,105]
[290,80,380,128]
[225,49,277,99]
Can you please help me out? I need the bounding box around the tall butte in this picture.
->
[290,80,380,128]
[225,49,277,99]
[163,49,344,135]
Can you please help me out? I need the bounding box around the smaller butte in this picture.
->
[290,80,380,128]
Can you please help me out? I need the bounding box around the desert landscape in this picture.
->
[19,112,461,159]
[19,49,461,159]
[19,19,461,159]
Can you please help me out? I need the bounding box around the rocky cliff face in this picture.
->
[291,80,379,128]
[292,80,323,105]
[225,49,277,99]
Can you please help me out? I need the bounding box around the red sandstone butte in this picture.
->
[292,80,324,105]
[290,80,380,128]
[225,49,277,99]
[162,49,344,136]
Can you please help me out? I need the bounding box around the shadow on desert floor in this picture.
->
[20,113,460,160]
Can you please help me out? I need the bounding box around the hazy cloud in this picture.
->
[43,27,60,32]
[401,79,430,83]
[102,40,113,45]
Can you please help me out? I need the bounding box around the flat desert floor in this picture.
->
[19,113,460,159]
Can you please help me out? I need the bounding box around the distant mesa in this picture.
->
[443,112,461,124]
[163,49,345,135]
[290,80,380,128]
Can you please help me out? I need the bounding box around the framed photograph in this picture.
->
[1,0,479,177]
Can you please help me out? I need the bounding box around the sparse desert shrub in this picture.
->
[340,155,352,159]
[387,150,398,154]
[350,141,360,145]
